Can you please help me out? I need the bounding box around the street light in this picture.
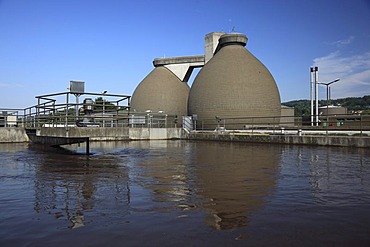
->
[318,78,340,128]
[318,78,340,113]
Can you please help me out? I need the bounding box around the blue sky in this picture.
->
[1,0,370,108]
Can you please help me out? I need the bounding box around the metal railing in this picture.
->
[1,107,179,130]
[0,108,181,129]
[0,108,23,127]
[129,113,179,128]
[192,114,370,136]
[1,101,370,135]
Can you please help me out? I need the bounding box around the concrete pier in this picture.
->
[0,128,29,143]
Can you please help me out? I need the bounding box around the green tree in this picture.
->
[282,95,370,116]
[94,97,117,112]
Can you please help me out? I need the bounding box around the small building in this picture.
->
[280,105,295,126]
[319,105,347,116]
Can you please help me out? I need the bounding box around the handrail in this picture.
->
[1,104,369,135]
[192,113,370,136]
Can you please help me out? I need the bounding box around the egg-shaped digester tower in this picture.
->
[131,66,190,117]
[188,33,281,129]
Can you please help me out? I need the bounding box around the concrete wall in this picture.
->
[0,128,29,143]
[129,128,182,140]
[39,127,130,141]
[2,127,368,148]
[187,131,370,148]
[38,127,182,141]
[281,106,295,127]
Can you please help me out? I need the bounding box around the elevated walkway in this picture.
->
[153,55,205,82]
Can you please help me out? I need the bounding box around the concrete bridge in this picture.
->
[153,55,205,83]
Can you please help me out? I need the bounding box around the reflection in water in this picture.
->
[78,140,282,230]
[127,141,194,208]
[128,141,281,230]
[0,142,29,153]
[1,141,370,246]
[192,142,281,229]
[30,144,130,229]
[308,147,370,205]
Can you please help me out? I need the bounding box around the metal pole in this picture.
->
[75,94,79,122]
[37,97,40,128]
[23,109,26,127]
[326,84,329,121]
[315,67,319,126]
[66,93,69,127]
[103,101,105,127]
[310,67,314,126]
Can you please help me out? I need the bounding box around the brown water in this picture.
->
[0,140,370,246]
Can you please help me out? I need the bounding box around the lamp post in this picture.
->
[318,78,340,114]
[318,78,340,127]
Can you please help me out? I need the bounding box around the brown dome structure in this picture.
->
[131,66,190,116]
[188,33,281,129]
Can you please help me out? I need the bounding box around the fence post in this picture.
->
[23,109,26,127]
[252,118,254,135]
[65,93,69,128]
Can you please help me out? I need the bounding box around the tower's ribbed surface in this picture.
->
[131,66,190,116]
[188,33,281,128]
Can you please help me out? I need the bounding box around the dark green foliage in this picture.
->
[94,97,118,112]
[282,95,370,116]
[282,100,310,116]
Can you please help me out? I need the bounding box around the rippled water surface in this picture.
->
[1,141,370,246]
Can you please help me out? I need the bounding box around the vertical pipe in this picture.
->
[315,67,319,126]
[75,94,79,123]
[102,101,105,127]
[326,85,329,116]
[326,85,329,135]
[310,67,314,126]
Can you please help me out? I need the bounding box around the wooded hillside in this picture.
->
[282,95,370,116]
